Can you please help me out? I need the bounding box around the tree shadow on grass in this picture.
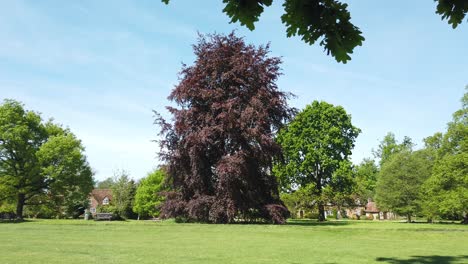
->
[286,219,350,226]
[0,218,35,224]
[376,255,468,264]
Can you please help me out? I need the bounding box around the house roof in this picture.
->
[365,201,380,213]
[91,189,112,203]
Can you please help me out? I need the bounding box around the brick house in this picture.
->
[365,199,395,220]
[89,189,112,216]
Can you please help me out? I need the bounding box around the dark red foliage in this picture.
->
[156,32,293,224]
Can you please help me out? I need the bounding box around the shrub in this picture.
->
[263,204,290,224]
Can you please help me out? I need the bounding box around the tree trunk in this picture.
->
[407,214,412,223]
[318,201,325,222]
[315,169,325,222]
[461,215,468,225]
[16,193,25,220]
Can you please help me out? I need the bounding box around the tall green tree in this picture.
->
[274,101,360,221]
[0,99,93,219]
[423,87,468,223]
[111,169,137,219]
[162,0,467,63]
[133,168,167,219]
[375,150,433,222]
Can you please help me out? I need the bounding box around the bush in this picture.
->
[304,211,319,219]
[174,216,190,223]
[263,204,289,224]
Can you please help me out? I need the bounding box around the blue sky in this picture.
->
[1,0,466,181]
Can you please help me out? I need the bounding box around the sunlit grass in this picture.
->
[1,219,467,264]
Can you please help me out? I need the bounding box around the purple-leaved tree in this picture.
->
[155,32,294,224]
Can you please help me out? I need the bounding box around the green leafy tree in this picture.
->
[37,131,94,218]
[0,99,93,219]
[423,87,468,223]
[274,101,360,221]
[375,150,433,222]
[133,168,167,219]
[354,158,379,203]
[111,169,137,219]
[161,0,467,63]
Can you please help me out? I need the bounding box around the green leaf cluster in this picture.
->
[133,168,167,219]
[161,0,466,63]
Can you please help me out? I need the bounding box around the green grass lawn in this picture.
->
[1,219,467,264]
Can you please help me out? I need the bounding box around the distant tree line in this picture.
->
[154,32,467,224]
[279,87,467,224]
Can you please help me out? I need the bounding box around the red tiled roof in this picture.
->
[365,201,380,213]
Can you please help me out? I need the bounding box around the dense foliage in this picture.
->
[111,170,137,219]
[133,168,167,219]
[375,150,433,222]
[161,0,467,63]
[422,87,468,223]
[353,158,379,204]
[155,32,293,224]
[0,99,94,219]
[274,101,360,221]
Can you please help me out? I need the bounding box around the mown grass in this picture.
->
[0,219,467,264]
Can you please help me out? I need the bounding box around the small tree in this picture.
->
[133,168,167,219]
[274,101,360,221]
[111,169,137,219]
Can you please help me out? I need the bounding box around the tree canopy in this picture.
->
[161,0,467,63]
[96,177,115,189]
[155,32,293,224]
[422,87,468,223]
[373,132,414,167]
[0,99,94,219]
[273,101,360,221]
